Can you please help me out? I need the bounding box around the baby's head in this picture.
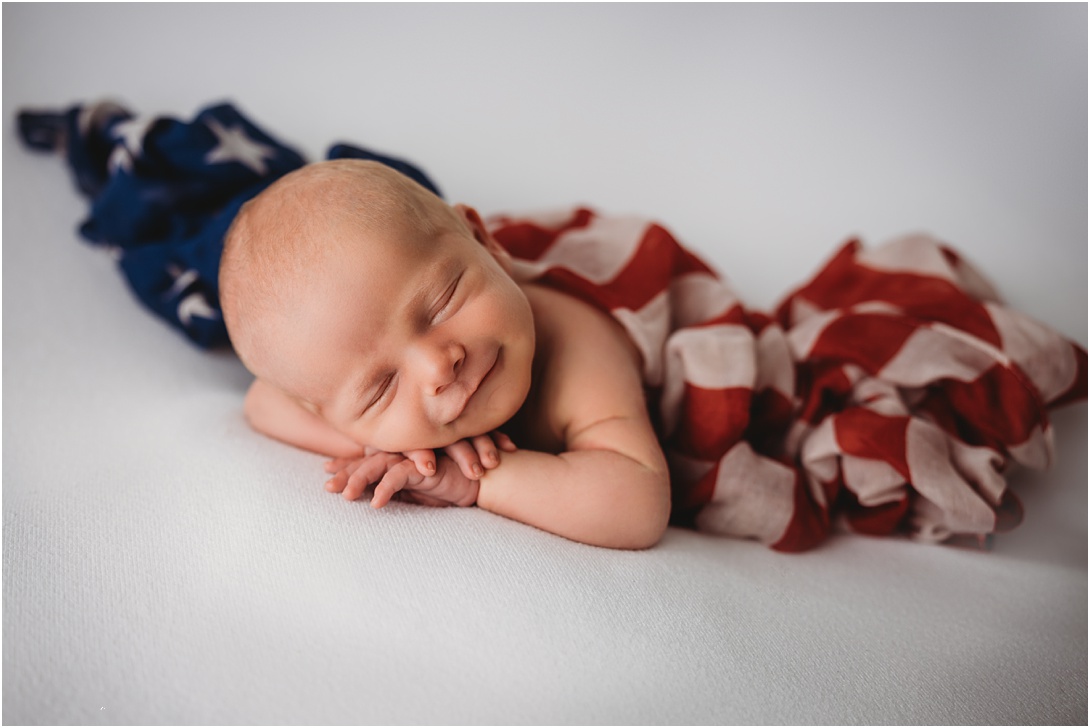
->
[220,159,535,452]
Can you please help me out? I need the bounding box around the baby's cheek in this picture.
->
[364,413,435,453]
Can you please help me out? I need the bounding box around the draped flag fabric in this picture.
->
[488,209,1086,550]
[20,100,1086,550]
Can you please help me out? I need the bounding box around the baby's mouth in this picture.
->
[446,347,500,424]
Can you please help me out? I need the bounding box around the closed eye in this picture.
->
[359,373,395,417]
[431,273,463,324]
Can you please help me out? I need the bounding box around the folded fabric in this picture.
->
[17,100,440,348]
[488,209,1087,550]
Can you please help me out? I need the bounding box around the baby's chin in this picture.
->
[389,377,530,453]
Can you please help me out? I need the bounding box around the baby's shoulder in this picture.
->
[514,283,648,445]
[522,282,636,354]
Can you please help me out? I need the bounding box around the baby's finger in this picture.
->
[324,469,350,494]
[403,449,437,478]
[469,434,500,469]
[324,456,355,474]
[444,440,484,479]
[343,456,397,501]
[371,460,417,509]
[492,431,517,452]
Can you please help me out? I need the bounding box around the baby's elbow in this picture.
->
[618,519,667,551]
[613,472,671,550]
[629,503,671,550]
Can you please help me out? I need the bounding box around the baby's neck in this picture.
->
[499,282,565,454]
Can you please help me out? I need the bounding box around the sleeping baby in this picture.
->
[23,100,1086,553]
[219,159,673,550]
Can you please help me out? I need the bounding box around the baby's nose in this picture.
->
[414,341,465,395]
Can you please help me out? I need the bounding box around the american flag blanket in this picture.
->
[20,100,1086,551]
[487,209,1086,551]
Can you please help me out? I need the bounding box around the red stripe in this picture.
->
[808,312,918,375]
[796,361,855,425]
[744,310,776,334]
[529,223,723,318]
[786,240,1002,347]
[667,384,751,461]
[671,462,718,515]
[491,208,595,260]
[595,223,716,312]
[839,488,910,536]
[746,388,796,457]
[771,469,830,552]
[916,363,1047,450]
[834,408,911,480]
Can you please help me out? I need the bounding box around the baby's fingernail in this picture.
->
[425,462,436,474]
[471,464,483,478]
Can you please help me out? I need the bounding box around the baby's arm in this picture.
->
[474,416,670,550]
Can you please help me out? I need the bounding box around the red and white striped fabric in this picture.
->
[488,207,1087,552]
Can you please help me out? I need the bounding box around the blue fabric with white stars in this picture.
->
[17,100,442,349]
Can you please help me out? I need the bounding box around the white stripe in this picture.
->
[856,234,958,280]
[753,325,794,396]
[657,324,756,436]
[841,456,905,507]
[985,302,1080,403]
[613,291,671,387]
[668,272,740,329]
[694,442,796,544]
[664,324,757,390]
[514,214,650,284]
[947,438,1008,506]
[904,418,996,534]
[1006,425,1053,470]
[878,322,1007,388]
[785,308,839,359]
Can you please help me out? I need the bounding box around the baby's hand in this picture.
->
[323,449,408,502]
[369,455,480,509]
[403,431,517,481]
[321,432,515,504]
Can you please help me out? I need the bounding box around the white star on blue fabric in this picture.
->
[204,119,276,175]
[177,292,219,326]
[108,117,155,173]
[165,266,218,326]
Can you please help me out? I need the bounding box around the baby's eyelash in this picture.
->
[431,274,462,323]
[360,374,394,416]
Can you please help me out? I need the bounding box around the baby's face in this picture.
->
[268,210,535,452]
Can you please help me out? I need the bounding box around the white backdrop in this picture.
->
[4,4,1086,724]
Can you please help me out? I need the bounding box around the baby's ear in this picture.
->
[453,203,514,274]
